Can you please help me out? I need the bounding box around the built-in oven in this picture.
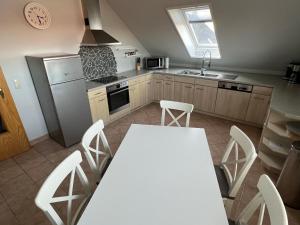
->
[106,80,130,114]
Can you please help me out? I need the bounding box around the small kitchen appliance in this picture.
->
[289,65,300,84]
[143,57,169,70]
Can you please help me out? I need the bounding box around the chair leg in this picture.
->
[223,198,234,217]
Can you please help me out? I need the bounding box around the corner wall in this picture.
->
[0,0,149,141]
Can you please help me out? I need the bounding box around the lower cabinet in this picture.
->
[163,80,174,100]
[129,84,141,110]
[153,79,163,101]
[214,89,251,120]
[139,81,147,106]
[193,85,217,113]
[173,82,194,104]
[245,93,270,125]
[89,94,110,123]
[145,79,154,104]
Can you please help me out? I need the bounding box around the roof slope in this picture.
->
[107,0,300,74]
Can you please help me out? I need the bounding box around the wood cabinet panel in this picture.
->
[252,86,273,96]
[145,80,154,104]
[182,84,194,104]
[246,94,270,125]
[153,80,163,101]
[214,89,251,120]
[174,82,182,102]
[89,95,109,123]
[139,81,147,106]
[129,84,141,110]
[163,81,174,100]
[194,85,217,112]
[195,78,218,87]
[174,76,195,84]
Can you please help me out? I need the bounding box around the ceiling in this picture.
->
[107,0,300,74]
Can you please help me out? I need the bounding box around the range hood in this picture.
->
[81,0,121,46]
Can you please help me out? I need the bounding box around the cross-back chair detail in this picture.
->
[82,120,113,180]
[35,150,91,225]
[221,125,257,198]
[235,174,288,225]
[160,100,194,127]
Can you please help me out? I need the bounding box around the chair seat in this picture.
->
[228,219,237,225]
[214,165,232,199]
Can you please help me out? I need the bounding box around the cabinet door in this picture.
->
[153,80,163,101]
[246,94,270,125]
[129,84,140,110]
[163,81,174,100]
[139,81,147,106]
[214,89,250,120]
[89,95,109,123]
[145,80,154,104]
[194,85,217,112]
[174,82,182,102]
[182,84,194,104]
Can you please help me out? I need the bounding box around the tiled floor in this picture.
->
[0,103,299,225]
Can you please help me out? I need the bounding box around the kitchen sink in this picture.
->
[176,70,238,80]
[177,70,201,75]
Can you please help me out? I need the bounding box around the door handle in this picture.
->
[0,88,4,99]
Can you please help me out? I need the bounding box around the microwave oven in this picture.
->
[143,57,169,70]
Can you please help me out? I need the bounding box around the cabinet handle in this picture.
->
[94,92,104,96]
[196,88,204,90]
[185,86,192,89]
[165,83,171,86]
[156,82,161,84]
[98,98,105,102]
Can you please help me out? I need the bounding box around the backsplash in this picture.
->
[79,46,117,80]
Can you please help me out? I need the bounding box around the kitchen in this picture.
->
[0,0,300,225]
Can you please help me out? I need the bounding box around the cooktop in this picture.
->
[92,75,127,84]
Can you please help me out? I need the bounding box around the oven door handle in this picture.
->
[109,88,129,96]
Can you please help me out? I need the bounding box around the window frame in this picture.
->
[167,4,222,59]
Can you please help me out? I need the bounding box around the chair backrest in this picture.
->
[221,125,257,198]
[237,174,288,225]
[81,120,112,179]
[35,151,91,225]
[160,100,194,127]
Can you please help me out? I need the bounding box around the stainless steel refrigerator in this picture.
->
[26,54,92,147]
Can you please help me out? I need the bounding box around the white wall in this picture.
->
[0,0,149,141]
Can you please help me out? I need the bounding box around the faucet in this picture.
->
[200,50,212,75]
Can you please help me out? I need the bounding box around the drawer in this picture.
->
[44,56,83,85]
[162,75,174,81]
[195,78,218,87]
[252,86,273,96]
[152,74,164,80]
[128,78,138,86]
[88,87,106,98]
[174,76,195,84]
[145,74,152,80]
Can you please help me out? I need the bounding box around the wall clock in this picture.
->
[24,2,51,29]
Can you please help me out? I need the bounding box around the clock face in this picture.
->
[24,2,51,29]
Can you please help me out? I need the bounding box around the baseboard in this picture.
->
[30,134,49,146]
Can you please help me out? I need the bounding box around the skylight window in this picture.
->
[168,5,221,59]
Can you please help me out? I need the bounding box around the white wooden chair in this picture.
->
[35,150,91,225]
[229,174,288,225]
[214,125,257,214]
[160,100,194,127]
[81,120,113,182]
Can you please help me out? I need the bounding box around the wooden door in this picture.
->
[214,89,251,120]
[145,80,153,104]
[194,85,217,112]
[163,81,174,101]
[0,67,30,160]
[89,95,110,124]
[182,83,194,104]
[246,94,270,125]
[153,80,163,101]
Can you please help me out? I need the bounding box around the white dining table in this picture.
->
[77,124,229,225]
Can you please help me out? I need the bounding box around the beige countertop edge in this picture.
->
[85,69,300,116]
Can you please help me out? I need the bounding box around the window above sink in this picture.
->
[167,5,221,59]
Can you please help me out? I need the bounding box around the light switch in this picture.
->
[14,79,21,89]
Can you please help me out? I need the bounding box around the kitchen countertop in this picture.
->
[85,67,300,116]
